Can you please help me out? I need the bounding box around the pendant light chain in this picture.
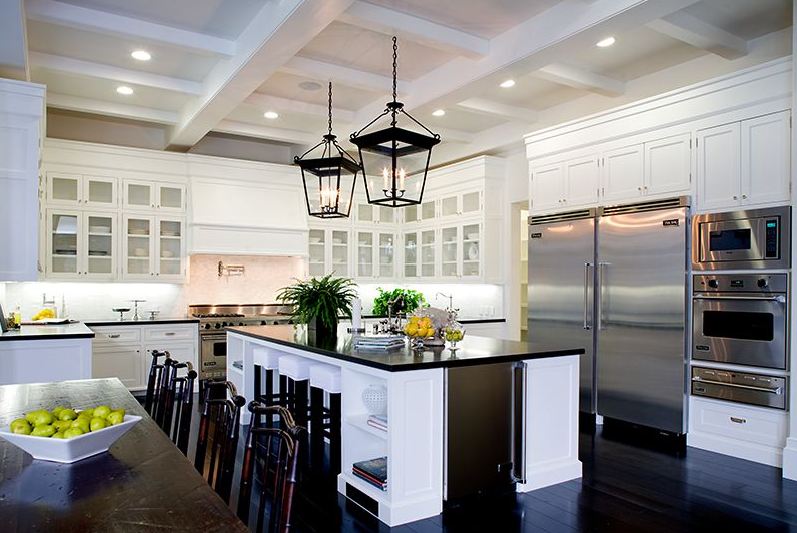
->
[392,36,398,103]
[327,81,333,136]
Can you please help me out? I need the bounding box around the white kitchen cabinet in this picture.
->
[121,215,185,281]
[530,163,565,211]
[601,144,644,202]
[355,201,398,226]
[92,346,144,389]
[741,111,790,206]
[46,210,118,280]
[308,227,351,277]
[355,230,396,279]
[644,133,692,196]
[377,232,396,278]
[123,179,185,213]
[123,180,155,210]
[84,212,117,279]
[419,229,437,278]
[439,222,482,279]
[308,228,327,277]
[403,231,419,278]
[156,218,185,281]
[565,155,600,207]
[47,174,118,209]
[440,189,481,219]
[697,123,741,210]
[440,225,460,278]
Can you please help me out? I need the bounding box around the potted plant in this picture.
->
[372,288,426,316]
[277,274,357,341]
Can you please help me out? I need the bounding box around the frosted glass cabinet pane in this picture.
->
[357,232,373,277]
[51,176,79,203]
[308,229,325,276]
[159,220,182,276]
[160,186,183,209]
[463,223,480,277]
[127,218,151,275]
[331,230,349,277]
[86,215,114,275]
[462,191,480,214]
[441,196,457,216]
[404,205,418,223]
[378,233,394,277]
[441,226,458,277]
[127,183,152,207]
[421,230,436,277]
[404,232,418,277]
[421,200,435,220]
[51,213,79,274]
[358,204,374,222]
[87,179,114,205]
[378,206,394,224]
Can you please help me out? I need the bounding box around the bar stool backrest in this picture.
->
[160,361,197,454]
[144,350,170,415]
[238,401,304,533]
[194,381,246,502]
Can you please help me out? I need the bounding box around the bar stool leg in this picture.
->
[294,379,309,428]
[253,365,263,426]
[310,386,324,469]
[279,375,289,410]
[329,392,342,476]
[265,369,275,428]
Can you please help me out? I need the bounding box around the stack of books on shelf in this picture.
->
[352,457,388,491]
[353,335,405,351]
[366,414,387,432]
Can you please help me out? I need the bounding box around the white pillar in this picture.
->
[782,11,797,481]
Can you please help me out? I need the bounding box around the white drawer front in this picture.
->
[143,325,196,342]
[690,397,787,448]
[91,327,141,345]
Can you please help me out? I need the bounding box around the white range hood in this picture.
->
[187,155,308,257]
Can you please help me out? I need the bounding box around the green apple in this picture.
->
[31,424,56,438]
[31,411,54,427]
[80,408,94,419]
[12,423,32,435]
[89,417,108,432]
[93,405,111,419]
[58,409,78,421]
[106,411,125,426]
[70,418,90,433]
[52,431,65,439]
[10,418,29,432]
[53,420,72,431]
[25,410,47,424]
[51,406,65,418]
[63,427,84,439]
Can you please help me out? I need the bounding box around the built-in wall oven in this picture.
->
[692,206,790,270]
[691,367,786,409]
[692,273,788,370]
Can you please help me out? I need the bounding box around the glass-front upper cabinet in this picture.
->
[157,184,186,212]
[47,210,81,277]
[47,174,118,208]
[308,229,326,277]
[378,232,395,277]
[462,222,481,278]
[124,181,155,210]
[157,218,185,280]
[420,229,436,278]
[378,206,396,225]
[440,190,480,219]
[441,226,459,278]
[123,215,154,279]
[330,230,350,277]
[84,213,116,279]
[123,181,186,212]
[84,177,117,208]
[48,174,81,205]
[357,203,375,224]
[356,231,374,278]
[404,231,418,278]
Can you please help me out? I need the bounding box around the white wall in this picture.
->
[356,283,503,320]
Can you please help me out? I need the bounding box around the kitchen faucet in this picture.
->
[435,292,453,311]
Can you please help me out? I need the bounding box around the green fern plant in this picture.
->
[276,274,358,331]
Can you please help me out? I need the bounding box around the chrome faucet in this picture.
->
[435,292,453,311]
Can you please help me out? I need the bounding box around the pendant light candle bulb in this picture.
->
[382,167,389,191]
[399,168,406,192]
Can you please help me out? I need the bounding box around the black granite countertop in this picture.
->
[227,324,583,372]
[0,323,95,341]
[83,318,199,327]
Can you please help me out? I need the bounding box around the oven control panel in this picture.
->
[765,218,779,258]
[694,273,788,294]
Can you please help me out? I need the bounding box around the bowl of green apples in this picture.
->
[0,405,141,463]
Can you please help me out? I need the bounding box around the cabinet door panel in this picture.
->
[123,215,155,280]
[601,144,644,202]
[741,111,790,206]
[92,347,143,389]
[156,218,185,280]
[124,180,155,210]
[85,176,118,208]
[645,133,691,196]
[47,173,81,206]
[84,212,117,280]
[530,163,564,211]
[47,209,82,278]
[308,228,326,276]
[697,123,741,211]
[565,156,599,207]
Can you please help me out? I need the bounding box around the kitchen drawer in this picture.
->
[689,397,787,448]
[90,327,142,346]
[143,325,196,342]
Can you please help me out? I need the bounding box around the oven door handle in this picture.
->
[693,295,786,303]
[692,376,783,394]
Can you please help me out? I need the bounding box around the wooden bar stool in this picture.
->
[309,363,341,476]
[277,356,311,429]
[252,347,283,428]
[144,349,170,415]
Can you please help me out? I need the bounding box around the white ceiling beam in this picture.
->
[215,120,317,145]
[339,1,488,59]
[647,11,748,60]
[245,92,355,123]
[30,52,202,95]
[456,98,538,122]
[25,0,235,57]
[0,0,29,81]
[362,0,700,123]
[280,55,408,95]
[168,0,354,149]
[47,93,179,124]
[535,63,625,97]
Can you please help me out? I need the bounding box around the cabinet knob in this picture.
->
[733,195,738,200]
[742,194,747,199]
[638,187,642,192]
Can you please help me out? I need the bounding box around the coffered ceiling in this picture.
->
[8,0,794,165]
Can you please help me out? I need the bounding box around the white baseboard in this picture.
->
[782,438,797,480]
[516,459,582,492]
[688,431,782,468]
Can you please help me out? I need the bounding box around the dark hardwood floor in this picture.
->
[144,393,797,532]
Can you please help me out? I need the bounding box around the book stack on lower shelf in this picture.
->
[353,457,388,491]
[366,414,387,432]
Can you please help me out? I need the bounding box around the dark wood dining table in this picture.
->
[0,378,248,532]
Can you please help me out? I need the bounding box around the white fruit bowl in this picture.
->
[0,415,142,463]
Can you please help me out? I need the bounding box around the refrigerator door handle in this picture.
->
[584,262,593,330]
[597,261,609,331]
[512,361,527,484]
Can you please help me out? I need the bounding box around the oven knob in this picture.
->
[239,322,244,326]
[708,279,719,289]
[261,320,267,325]
[757,278,768,288]
[214,323,221,329]
[204,323,211,330]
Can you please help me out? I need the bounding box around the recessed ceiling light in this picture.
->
[298,81,322,91]
[116,85,134,95]
[500,79,516,88]
[432,109,445,117]
[596,36,616,48]
[131,50,151,61]
[263,111,279,119]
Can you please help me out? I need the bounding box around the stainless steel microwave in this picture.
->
[692,206,791,270]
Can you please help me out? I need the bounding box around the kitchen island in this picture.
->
[0,323,94,385]
[227,324,584,526]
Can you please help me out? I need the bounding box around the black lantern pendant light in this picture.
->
[294,82,361,218]
[350,36,441,208]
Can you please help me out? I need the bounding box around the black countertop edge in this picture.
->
[227,327,583,372]
[84,318,200,327]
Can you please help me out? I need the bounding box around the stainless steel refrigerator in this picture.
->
[528,197,689,434]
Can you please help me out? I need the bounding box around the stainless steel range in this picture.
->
[189,304,294,380]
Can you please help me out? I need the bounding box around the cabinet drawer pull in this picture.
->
[164,332,176,336]
[729,416,747,424]
[107,334,121,339]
